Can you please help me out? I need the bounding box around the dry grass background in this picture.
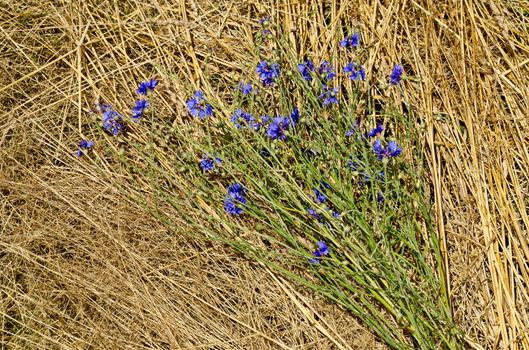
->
[1,0,528,349]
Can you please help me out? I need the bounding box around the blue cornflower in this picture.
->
[389,64,403,85]
[373,139,402,160]
[266,117,291,140]
[239,82,253,95]
[347,160,358,171]
[366,123,384,137]
[298,59,315,82]
[340,32,361,48]
[344,62,366,81]
[136,79,158,95]
[74,139,94,157]
[230,109,260,130]
[313,188,327,203]
[377,192,385,203]
[131,99,149,122]
[256,60,280,86]
[308,208,323,222]
[186,91,213,119]
[199,155,221,172]
[224,183,247,216]
[319,85,339,106]
[320,180,332,190]
[309,241,330,264]
[345,119,360,137]
[102,110,124,136]
[318,61,336,81]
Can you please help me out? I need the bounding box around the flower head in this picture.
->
[256,60,280,86]
[318,61,336,81]
[136,79,158,95]
[225,183,247,216]
[345,119,360,137]
[373,139,402,160]
[186,91,213,119]
[131,99,149,122]
[290,107,299,127]
[102,110,124,136]
[340,32,361,48]
[266,116,291,140]
[389,64,403,85]
[366,123,384,137]
[298,59,315,82]
[239,82,253,95]
[308,208,323,223]
[199,155,221,172]
[319,85,339,106]
[74,140,94,157]
[344,62,366,81]
[309,241,330,264]
[313,188,327,203]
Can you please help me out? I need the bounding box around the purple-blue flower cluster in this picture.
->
[224,183,247,216]
[186,91,213,119]
[309,241,330,264]
[298,59,315,82]
[74,139,94,157]
[373,139,402,160]
[344,62,366,81]
[131,99,148,122]
[102,109,124,136]
[366,123,384,137]
[200,155,222,172]
[238,82,253,95]
[230,109,260,131]
[340,33,361,48]
[256,60,280,86]
[136,79,158,95]
[318,61,336,81]
[319,85,339,106]
[389,64,403,85]
[267,116,291,140]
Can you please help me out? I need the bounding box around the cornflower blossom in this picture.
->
[102,110,124,136]
[239,82,253,95]
[230,109,259,130]
[298,60,315,82]
[256,60,280,86]
[258,16,272,36]
[266,117,291,140]
[313,188,327,203]
[186,91,213,119]
[373,139,402,160]
[308,208,323,222]
[339,32,361,48]
[136,79,158,95]
[290,107,299,126]
[319,85,339,106]
[389,64,403,85]
[309,241,330,264]
[74,140,94,157]
[224,183,247,216]
[318,61,336,81]
[345,119,360,137]
[344,62,366,81]
[131,99,148,122]
[366,123,383,137]
[199,155,222,172]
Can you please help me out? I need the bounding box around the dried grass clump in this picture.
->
[1,0,528,349]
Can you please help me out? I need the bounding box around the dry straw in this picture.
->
[1,0,528,349]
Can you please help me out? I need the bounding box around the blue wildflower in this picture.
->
[200,155,221,172]
[318,61,336,81]
[377,192,385,203]
[231,109,260,130]
[340,32,361,48]
[308,208,323,223]
[345,119,360,137]
[313,188,327,203]
[239,82,253,95]
[319,85,339,106]
[74,140,94,157]
[102,110,124,136]
[186,91,213,119]
[373,139,402,160]
[290,107,299,126]
[389,64,403,85]
[344,62,366,81]
[256,60,280,86]
[136,79,158,95]
[347,160,358,171]
[225,183,247,216]
[309,241,330,264]
[266,117,291,140]
[320,180,332,190]
[131,99,149,122]
[366,123,384,137]
[298,59,315,82]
